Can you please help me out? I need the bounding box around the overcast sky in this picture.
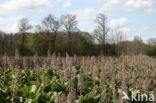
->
[0,0,156,41]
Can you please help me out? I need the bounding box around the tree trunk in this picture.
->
[68,32,72,55]
[49,32,57,54]
[20,33,25,56]
[53,31,57,52]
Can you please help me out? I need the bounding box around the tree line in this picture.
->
[0,13,156,56]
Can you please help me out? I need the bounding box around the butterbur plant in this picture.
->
[0,55,155,103]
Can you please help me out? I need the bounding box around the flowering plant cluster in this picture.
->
[0,55,155,103]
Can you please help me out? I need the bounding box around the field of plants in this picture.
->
[0,55,156,103]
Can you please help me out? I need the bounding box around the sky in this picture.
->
[0,0,156,41]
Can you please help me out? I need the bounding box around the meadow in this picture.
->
[0,55,156,103]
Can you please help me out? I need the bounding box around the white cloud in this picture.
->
[72,8,98,26]
[0,16,23,33]
[0,16,37,33]
[127,26,151,40]
[98,0,154,13]
[0,0,52,32]
[0,0,52,15]
[109,18,130,28]
[146,8,156,14]
[135,26,151,33]
[63,1,71,8]
[99,0,125,11]
[108,18,131,35]
[120,27,131,34]
[126,0,152,11]
[59,0,72,8]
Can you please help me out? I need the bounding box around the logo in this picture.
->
[122,91,130,100]
[122,91,155,102]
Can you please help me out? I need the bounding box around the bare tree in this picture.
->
[133,36,144,55]
[61,14,78,55]
[111,26,126,55]
[18,18,32,33]
[35,24,44,33]
[112,26,126,44]
[93,13,109,54]
[147,38,156,46]
[42,14,61,53]
[18,17,32,55]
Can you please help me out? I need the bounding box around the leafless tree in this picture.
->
[111,26,126,55]
[42,14,61,53]
[42,14,61,33]
[93,13,109,54]
[18,18,32,33]
[112,26,126,44]
[133,36,145,55]
[147,38,156,46]
[18,17,32,55]
[35,24,44,33]
[61,14,78,55]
